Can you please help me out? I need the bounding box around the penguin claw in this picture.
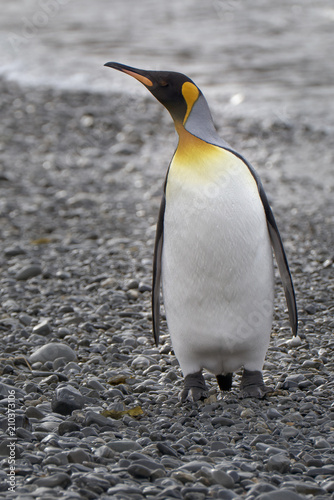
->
[241,384,272,399]
[179,386,208,403]
[179,371,208,403]
[240,369,272,399]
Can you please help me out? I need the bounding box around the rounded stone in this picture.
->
[314,438,331,449]
[34,472,71,488]
[85,411,117,429]
[267,408,283,419]
[58,420,81,435]
[157,441,179,457]
[287,336,302,347]
[108,440,142,452]
[94,445,115,459]
[29,343,76,363]
[51,385,86,415]
[131,356,150,369]
[266,453,291,473]
[25,406,45,419]
[210,468,235,488]
[16,265,42,280]
[323,481,334,493]
[180,461,214,473]
[67,447,91,463]
[211,416,235,427]
[281,426,299,439]
[127,463,152,478]
[257,490,307,500]
[32,319,52,336]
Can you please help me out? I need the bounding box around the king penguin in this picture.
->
[104,62,298,402]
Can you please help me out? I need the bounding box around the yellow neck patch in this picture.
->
[182,82,199,124]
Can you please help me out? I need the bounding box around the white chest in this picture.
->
[161,147,274,374]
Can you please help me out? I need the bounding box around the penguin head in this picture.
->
[104,62,201,126]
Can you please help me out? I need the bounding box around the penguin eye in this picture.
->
[159,80,169,87]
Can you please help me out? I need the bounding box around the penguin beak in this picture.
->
[104,62,154,88]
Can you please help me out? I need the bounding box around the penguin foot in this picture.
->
[240,369,272,399]
[179,371,208,403]
[216,373,233,391]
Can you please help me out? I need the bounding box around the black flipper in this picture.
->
[152,193,165,347]
[257,183,298,336]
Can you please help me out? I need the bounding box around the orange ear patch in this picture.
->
[182,82,199,124]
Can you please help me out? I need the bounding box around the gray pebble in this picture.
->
[182,492,206,500]
[85,410,118,429]
[265,446,288,456]
[86,378,106,392]
[19,313,33,326]
[53,357,67,370]
[107,484,143,496]
[133,458,165,472]
[0,382,25,398]
[58,420,81,435]
[256,489,306,500]
[131,356,151,369]
[209,468,235,488]
[25,406,45,419]
[307,466,334,477]
[3,299,21,312]
[16,264,42,280]
[43,450,68,466]
[30,342,76,363]
[67,447,91,463]
[16,427,35,441]
[157,441,179,457]
[94,445,115,458]
[323,481,334,493]
[247,483,278,496]
[281,480,326,496]
[75,473,111,492]
[0,438,23,458]
[267,408,282,419]
[63,361,81,374]
[266,453,291,473]
[314,438,331,449]
[34,472,71,488]
[4,245,26,257]
[51,385,86,415]
[304,304,317,314]
[287,336,302,347]
[211,416,235,427]
[179,461,214,473]
[280,425,299,439]
[32,319,52,336]
[125,279,139,290]
[108,439,142,452]
[138,282,151,292]
[127,463,153,478]
[211,491,239,500]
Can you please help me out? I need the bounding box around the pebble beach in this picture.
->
[1,1,334,499]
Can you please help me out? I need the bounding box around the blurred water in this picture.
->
[1,0,334,125]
